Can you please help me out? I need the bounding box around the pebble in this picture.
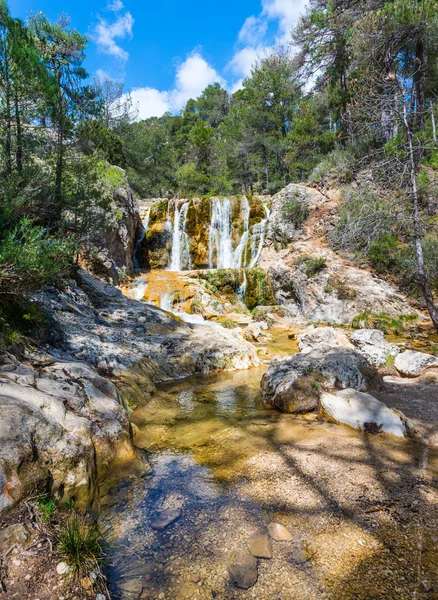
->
[96,595,106,600]
[248,529,273,559]
[267,522,293,542]
[228,549,258,589]
[151,509,182,531]
[56,562,70,575]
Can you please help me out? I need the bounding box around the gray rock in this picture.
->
[395,350,438,377]
[298,326,353,353]
[150,508,182,531]
[261,347,379,413]
[0,523,29,552]
[350,329,400,366]
[248,529,273,559]
[56,562,70,575]
[228,549,258,589]
[320,389,413,437]
[267,522,293,541]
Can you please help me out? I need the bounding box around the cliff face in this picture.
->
[81,165,141,284]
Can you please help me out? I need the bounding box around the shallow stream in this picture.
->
[101,364,438,600]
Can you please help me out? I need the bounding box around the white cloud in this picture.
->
[95,11,134,62]
[228,46,261,78]
[129,88,171,120]
[171,52,226,108]
[107,0,124,11]
[262,0,308,44]
[238,15,267,46]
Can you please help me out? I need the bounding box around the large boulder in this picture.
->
[395,350,438,377]
[350,329,400,367]
[298,326,353,353]
[320,389,413,438]
[0,354,139,513]
[261,347,379,413]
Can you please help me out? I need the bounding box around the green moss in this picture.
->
[352,310,418,334]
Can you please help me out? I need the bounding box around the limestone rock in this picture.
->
[350,329,400,366]
[267,522,293,542]
[248,529,273,559]
[320,388,413,437]
[395,350,438,377]
[298,326,353,353]
[0,523,29,552]
[228,549,258,589]
[261,347,379,413]
[243,322,272,343]
[0,355,141,514]
[150,508,181,531]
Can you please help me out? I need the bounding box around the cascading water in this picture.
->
[249,201,270,268]
[169,201,191,272]
[231,196,250,269]
[237,270,247,301]
[209,198,234,269]
[133,207,151,270]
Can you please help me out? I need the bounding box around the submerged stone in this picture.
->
[267,522,293,542]
[248,529,273,559]
[150,508,182,531]
[228,548,258,589]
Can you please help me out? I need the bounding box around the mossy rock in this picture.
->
[244,268,276,310]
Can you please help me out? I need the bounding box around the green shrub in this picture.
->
[308,149,354,185]
[304,257,327,278]
[368,234,400,272]
[220,319,240,329]
[56,513,109,582]
[281,197,309,226]
[190,300,205,314]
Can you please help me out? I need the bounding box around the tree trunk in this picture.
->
[414,39,425,130]
[431,100,437,145]
[54,77,64,218]
[14,89,22,174]
[403,103,438,331]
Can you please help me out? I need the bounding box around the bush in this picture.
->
[56,513,109,582]
[308,149,354,185]
[368,234,400,273]
[0,219,74,296]
[281,197,309,227]
[304,257,327,278]
[352,310,418,334]
[36,494,57,523]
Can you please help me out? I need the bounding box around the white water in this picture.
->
[231,196,250,269]
[209,198,234,269]
[127,278,149,301]
[237,270,247,301]
[249,201,270,268]
[133,208,151,270]
[169,201,191,272]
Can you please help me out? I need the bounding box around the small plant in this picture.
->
[384,354,396,367]
[56,512,109,582]
[220,319,240,329]
[282,197,309,227]
[304,257,327,278]
[352,310,419,334]
[190,300,205,314]
[36,494,57,523]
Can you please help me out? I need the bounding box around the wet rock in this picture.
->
[350,329,400,367]
[267,522,293,541]
[0,523,29,552]
[150,508,182,531]
[243,322,272,343]
[248,529,273,559]
[261,347,379,413]
[395,350,438,377]
[320,389,413,437]
[288,542,313,565]
[228,548,258,589]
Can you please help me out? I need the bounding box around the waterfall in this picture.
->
[232,196,250,269]
[169,201,191,272]
[209,198,233,269]
[160,292,173,312]
[237,270,247,301]
[133,207,151,270]
[249,201,270,268]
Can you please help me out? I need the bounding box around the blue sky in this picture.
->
[9,0,308,118]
